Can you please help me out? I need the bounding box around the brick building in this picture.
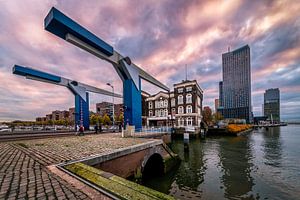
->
[96,102,123,118]
[145,80,203,127]
[141,91,150,125]
[39,110,70,122]
[36,117,47,122]
[69,107,75,124]
[46,114,53,121]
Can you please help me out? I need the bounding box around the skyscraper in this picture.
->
[219,45,252,122]
[219,81,223,108]
[215,99,219,113]
[264,88,280,123]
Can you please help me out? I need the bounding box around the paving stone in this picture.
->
[1,134,152,199]
[0,143,91,200]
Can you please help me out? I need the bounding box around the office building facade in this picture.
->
[219,45,252,122]
[215,99,219,113]
[264,88,280,123]
[96,102,123,118]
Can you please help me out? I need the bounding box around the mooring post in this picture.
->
[184,132,189,152]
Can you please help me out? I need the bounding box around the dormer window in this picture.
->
[178,88,183,93]
[186,94,192,103]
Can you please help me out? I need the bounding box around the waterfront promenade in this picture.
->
[0,133,153,199]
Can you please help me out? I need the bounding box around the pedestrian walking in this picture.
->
[79,125,84,136]
[99,123,102,133]
[75,124,79,135]
[94,124,98,134]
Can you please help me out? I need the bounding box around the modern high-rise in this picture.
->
[219,45,252,122]
[214,99,219,113]
[264,88,280,123]
[219,81,223,108]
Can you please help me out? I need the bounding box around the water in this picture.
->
[143,125,300,200]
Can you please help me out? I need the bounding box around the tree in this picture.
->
[98,115,103,125]
[102,113,111,125]
[203,106,213,124]
[63,118,70,126]
[90,114,98,125]
[47,120,53,125]
[90,114,101,125]
[54,120,64,125]
[115,113,124,124]
[213,112,223,122]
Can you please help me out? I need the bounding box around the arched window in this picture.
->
[172,108,176,115]
[186,105,192,113]
[149,110,153,117]
[178,95,183,104]
[186,94,192,103]
[187,117,193,126]
[178,118,184,126]
[164,109,168,116]
[164,100,168,107]
[171,98,175,107]
[155,101,159,108]
[178,106,184,114]
[149,101,153,109]
[160,109,164,117]
[160,100,164,108]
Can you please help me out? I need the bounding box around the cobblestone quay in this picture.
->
[0,133,153,199]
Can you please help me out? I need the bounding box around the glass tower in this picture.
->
[219,45,252,123]
[264,88,280,123]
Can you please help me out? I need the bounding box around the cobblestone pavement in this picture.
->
[0,133,153,199]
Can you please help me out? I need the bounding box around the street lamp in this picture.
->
[106,83,115,126]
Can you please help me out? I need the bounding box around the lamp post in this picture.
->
[107,83,115,126]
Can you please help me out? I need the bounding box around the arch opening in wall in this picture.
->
[142,153,164,181]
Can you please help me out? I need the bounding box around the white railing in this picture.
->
[135,126,172,135]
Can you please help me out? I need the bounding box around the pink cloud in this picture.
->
[0,0,299,121]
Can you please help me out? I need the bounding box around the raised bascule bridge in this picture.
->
[8,6,179,200]
[43,7,170,131]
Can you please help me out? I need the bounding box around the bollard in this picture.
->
[200,129,206,139]
[184,132,189,152]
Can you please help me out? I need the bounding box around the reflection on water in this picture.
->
[262,127,282,167]
[143,125,300,200]
[219,136,255,199]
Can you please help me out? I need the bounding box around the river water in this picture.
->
[143,125,300,200]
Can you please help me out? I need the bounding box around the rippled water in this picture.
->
[143,125,300,200]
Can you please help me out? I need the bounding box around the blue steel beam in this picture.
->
[44,7,169,92]
[13,64,122,130]
[12,65,122,99]
[44,7,169,130]
[44,7,113,56]
[13,65,61,83]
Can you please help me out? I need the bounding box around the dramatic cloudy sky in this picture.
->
[0,0,299,121]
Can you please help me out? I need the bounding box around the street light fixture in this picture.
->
[107,83,115,126]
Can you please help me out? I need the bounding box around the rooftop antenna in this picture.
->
[228,46,230,52]
[185,64,188,81]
